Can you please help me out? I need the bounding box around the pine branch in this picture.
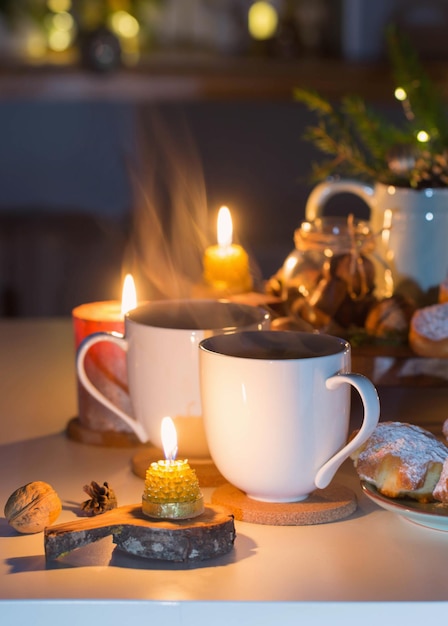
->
[296,90,385,181]
[341,96,409,162]
[387,26,448,147]
[304,122,379,182]
[294,32,448,187]
[294,88,333,115]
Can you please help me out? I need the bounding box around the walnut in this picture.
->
[81,481,117,516]
[4,481,62,534]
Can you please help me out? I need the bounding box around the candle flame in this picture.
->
[161,416,178,462]
[217,205,233,248]
[121,273,137,315]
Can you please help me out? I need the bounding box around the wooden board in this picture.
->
[44,503,235,562]
[211,483,357,525]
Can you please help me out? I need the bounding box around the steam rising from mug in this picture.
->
[123,109,260,300]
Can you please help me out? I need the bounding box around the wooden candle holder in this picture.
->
[44,503,235,563]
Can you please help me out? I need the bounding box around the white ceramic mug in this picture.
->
[76,299,270,457]
[199,330,380,502]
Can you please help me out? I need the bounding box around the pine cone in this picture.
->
[81,481,117,516]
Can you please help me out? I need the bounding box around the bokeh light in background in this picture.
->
[248,1,279,41]
[47,10,76,52]
[19,0,144,63]
[25,31,47,60]
[394,87,407,101]
[416,130,430,143]
[47,0,72,12]
[108,9,140,65]
[109,10,139,38]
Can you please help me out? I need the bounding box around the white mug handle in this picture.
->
[314,372,380,489]
[305,179,375,222]
[76,332,148,443]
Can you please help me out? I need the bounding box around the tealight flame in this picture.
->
[121,273,137,315]
[161,416,178,462]
[217,205,233,248]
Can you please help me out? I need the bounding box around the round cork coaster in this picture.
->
[131,446,227,487]
[66,417,141,448]
[211,482,357,525]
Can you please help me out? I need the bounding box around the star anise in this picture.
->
[81,481,117,516]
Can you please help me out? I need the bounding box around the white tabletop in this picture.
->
[1,318,448,624]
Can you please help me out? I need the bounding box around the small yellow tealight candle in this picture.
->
[142,417,204,520]
[203,206,253,294]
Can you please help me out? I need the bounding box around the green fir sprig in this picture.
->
[295,27,448,188]
[388,27,448,148]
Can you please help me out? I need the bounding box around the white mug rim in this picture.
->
[125,299,270,332]
[199,330,350,361]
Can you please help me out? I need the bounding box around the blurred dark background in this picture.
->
[1,0,447,316]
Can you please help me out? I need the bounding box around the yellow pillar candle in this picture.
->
[203,206,253,294]
[142,417,204,520]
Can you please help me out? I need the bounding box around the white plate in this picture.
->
[361,481,448,531]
